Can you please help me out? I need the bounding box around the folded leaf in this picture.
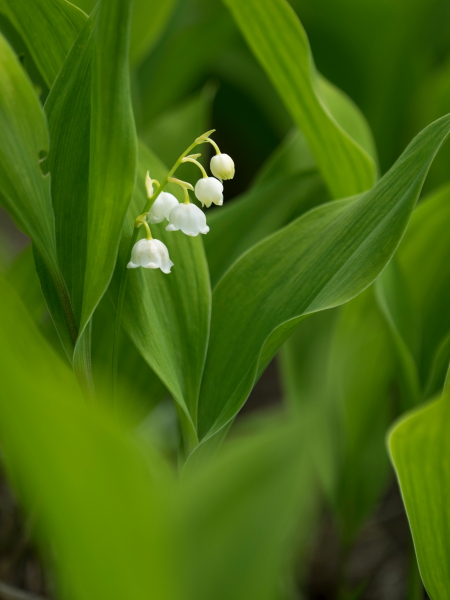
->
[80,0,137,333]
[221,0,376,198]
[198,114,450,440]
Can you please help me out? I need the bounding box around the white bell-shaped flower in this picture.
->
[194,177,223,208]
[147,192,179,224]
[166,203,210,236]
[127,238,174,273]
[210,153,235,180]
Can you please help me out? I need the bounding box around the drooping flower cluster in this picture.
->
[127,130,234,273]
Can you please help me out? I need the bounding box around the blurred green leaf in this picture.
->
[0,31,77,354]
[110,141,211,445]
[281,288,395,544]
[328,288,394,543]
[142,85,215,168]
[376,183,450,404]
[0,276,175,600]
[198,115,450,440]
[130,0,178,68]
[0,0,87,87]
[179,415,316,600]
[389,393,450,600]
[221,0,376,198]
[136,0,234,127]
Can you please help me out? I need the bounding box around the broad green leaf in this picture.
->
[221,0,376,198]
[389,394,450,600]
[198,114,450,440]
[0,277,175,600]
[44,10,95,324]
[110,141,211,443]
[80,0,137,331]
[205,172,326,287]
[0,32,77,352]
[0,0,87,87]
[179,415,316,600]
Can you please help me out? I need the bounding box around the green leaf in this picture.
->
[80,0,137,331]
[375,182,450,407]
[44,10,96,325]
[389,394,450,600]
[197,114,450,440]
[205,172,327,287]
[0,0,87,87]
[0,31,77,353]
[136,0,234,127]
[0,276,175,600]
[179,415,316,600]
[110,141,211,442]
[130,0,177,68]
[221,0,376,198]
[142,86,215,168]
[327,288,394,542]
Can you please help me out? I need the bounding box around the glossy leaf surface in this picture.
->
[198,115,450,439]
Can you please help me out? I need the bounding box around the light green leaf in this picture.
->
[221,0,376,198]
[198,114,450,440]
[110,141,211,443]
[0,276,175,600]
[80,0,137,331]
[179,415,316,600]
[0,0,87,87]
[389,394,450,600]
[0,32,77,353]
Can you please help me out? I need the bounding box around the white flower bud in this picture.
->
[147,192,179,224]
[127,238,174,273]
[210,153,235,180]
[145,171,153,198]
[194,177,223,208]
[166,203,210,236]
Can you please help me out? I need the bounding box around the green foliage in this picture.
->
[390,395,450,600]
[1,0,450,597]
